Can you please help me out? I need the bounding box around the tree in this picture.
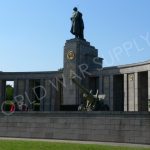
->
[6,85,14,100]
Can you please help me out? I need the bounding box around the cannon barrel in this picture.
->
[71,78,95,103]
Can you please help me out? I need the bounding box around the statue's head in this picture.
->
[73,7,78,11]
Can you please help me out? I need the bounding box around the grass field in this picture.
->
[0,140,149,150]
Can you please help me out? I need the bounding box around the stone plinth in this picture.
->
[63,39,103,106]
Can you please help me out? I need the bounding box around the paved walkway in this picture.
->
[0,137,150,148]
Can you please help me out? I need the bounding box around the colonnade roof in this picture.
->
[88,59,150,77]
[0,71,62,80]
[103,59,150,70]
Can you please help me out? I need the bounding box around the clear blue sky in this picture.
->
[0,0,150,72]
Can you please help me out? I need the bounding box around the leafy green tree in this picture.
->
[6,85,14,100]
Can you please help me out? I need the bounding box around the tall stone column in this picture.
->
[0,80,3,104]
[25,79,30,107]
[40,79,45,111]
[124,74,128,111]
[99,74,103,94]
[17,80,25,98]
[13,80,18,98]
[134,72,138,111]
[0,80,6,104]
[109,75,114,111]
[103,76,110,106]
[44,79,51,111]
[148,71,150,111]
[128,73,135,111]
[51,78,56,111]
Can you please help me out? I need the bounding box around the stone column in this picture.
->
[109,75,114,111]
[128,73,135,111]
[124,74,128,111]
[148,71,150,111]
[134,72,138,111]
[25,79,30,107]
[17,80,25,97]
[13,80,18,98]
[0,80,2,104]
[44,79,51,111]
[99,74,103,94]
[40,79,45,111]
[0,80,4,104]
[51,78,56,111]
[103,76,110,106]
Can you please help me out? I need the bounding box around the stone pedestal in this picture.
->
[63,39,103,106]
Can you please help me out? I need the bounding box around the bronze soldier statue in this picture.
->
[70,7,84,40]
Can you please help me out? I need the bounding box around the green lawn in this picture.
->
[0,140,149,150]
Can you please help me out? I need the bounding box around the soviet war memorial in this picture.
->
[0,1,150,149]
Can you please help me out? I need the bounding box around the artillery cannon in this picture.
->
[71,78,109,111]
